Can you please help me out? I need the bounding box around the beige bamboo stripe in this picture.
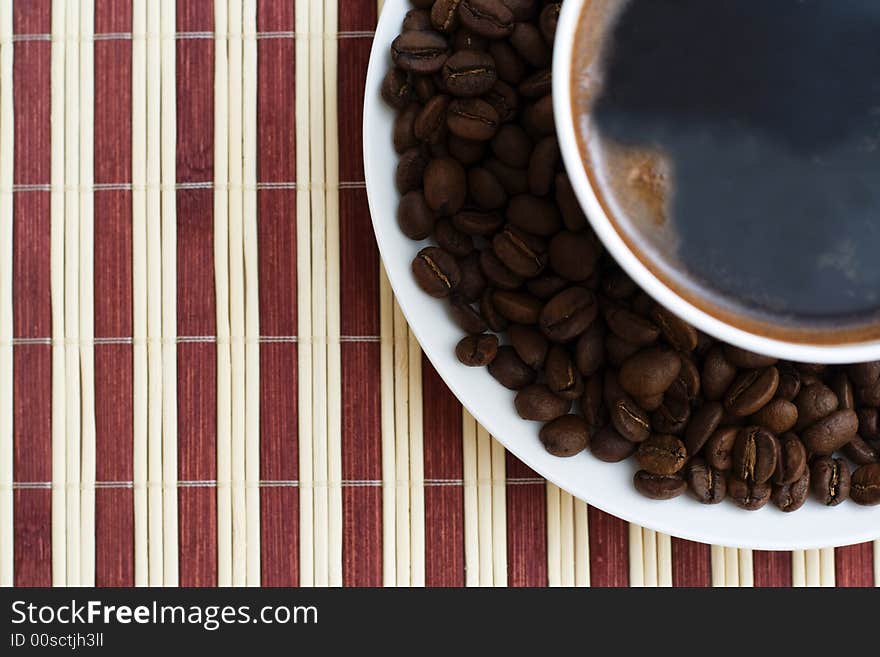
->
[228,0,247,588]
[408,330,425,586]
[214,0,233,587]
[159,0,178,586]
[243,0,261,588]
[711,546,754,587]
[379,267,395,586]
[574,497,590,586]
[462,411,478,586]
[476,422,492,585]
[294,0,314,587]
[548,485,590,586]
[50,0,67,584]
[131,0,148,586]
[323,0,342,588]
[792,548,835,587]
[628,527,672,587]
[546,483,561,586]
[78,0,96,586]
[63,0,82,586]
[392,301,411,586]
[0,0,13,589]
[490,435,506,586]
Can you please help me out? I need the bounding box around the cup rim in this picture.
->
[552,0,880,364]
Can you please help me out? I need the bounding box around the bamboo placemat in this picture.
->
[0,0,877,588]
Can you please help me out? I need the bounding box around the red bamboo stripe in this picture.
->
[93,0,134,588]
[422,358,465,587]
[672,538,710,587]
[753,551,792,587]
[11,1,52,587]
[505,455,547,587]
[256,0,298,587]
[175,0,217,587]
[588,508,629,586]
[835,543,874,587]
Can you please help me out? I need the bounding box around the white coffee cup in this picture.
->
[552,0,880,365]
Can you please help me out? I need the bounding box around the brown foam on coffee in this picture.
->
[570,0,880,345]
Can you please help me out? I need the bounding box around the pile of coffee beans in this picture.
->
[381,0,880,510]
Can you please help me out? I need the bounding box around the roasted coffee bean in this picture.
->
[491,124,532,168]
[479,249,522,289]
[772,469,810,512]
[591,426,637,462]
[447,98,500,140]
[527,135,559,195]
[424,157,466,215]
[412,246,461,298]
[515,384,570,422]
[409,0,434,7]
[604,305,660,346]
[776,363,802,401]
[527,273,568,300]
[449,297,488,334]
[468,167,507,210]
[858,407,880,440]
[728,477,771,510]
[686,458,727,504]
[636,393,664,413]
[549,231,601,282]
[453,209,503,236]
[582,373,606,430]
[794,382,838,431]
[459,0,515,39]
[773,432,807,485]
[555,173,588,231]
[857,378,880,407]
[488,345,536,390]
[811,456,851,506]
[381,67,413,109]
[485,82,519,125]
[451,29,488,51]
[723,367,779,417]
[412,74,437,102]
[829,371,855,410]
[802,409,858,455]
[523,94,555,136]
[509,324,548,369]
[619,347,681,398]
[540,414,589,457]
[651,306,698,352]
[538,287,598,342]
[503,0,538,20]
[636,434,687,476]
[484,158,529,195]
[843,435,879,466]
[732,426,778,484]
[600,271,636,303]
[575,323,605,376]
[519,68,552,99]
[633,471,686,500]
[455,333,498,366]
[722,345,777,369]
[480,287,508,332]
[509,22,550,67]
[456,252,486,302]
[448,134,486,165]
[847,361,880,387]
[430,0,461,33]
[487,40,526,86]
[652,392,690,435]
[414,94,451,144]
[434,219,474,257]
[705,427,738,472]
[397,190,435,240]
[442,49,497,97]
[611,396,650,443]
[603,369,626,407]
[751,398,798,434]
[507,194,562,236]
[394,104,421,153]
[492,289,543,325]
[851,463,880,505]
[539,2,561,43]
[403,8,433,31]
[677,356,701,399]
[492,224,547,278]
[684,401,723,455]
[702,346,737,401]
[391,30,450,73]
[545,345,584,401]
[396,147,430,194]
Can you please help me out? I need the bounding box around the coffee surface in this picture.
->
[573,0,880,341]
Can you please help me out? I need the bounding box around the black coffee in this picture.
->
[573,0,880,342]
